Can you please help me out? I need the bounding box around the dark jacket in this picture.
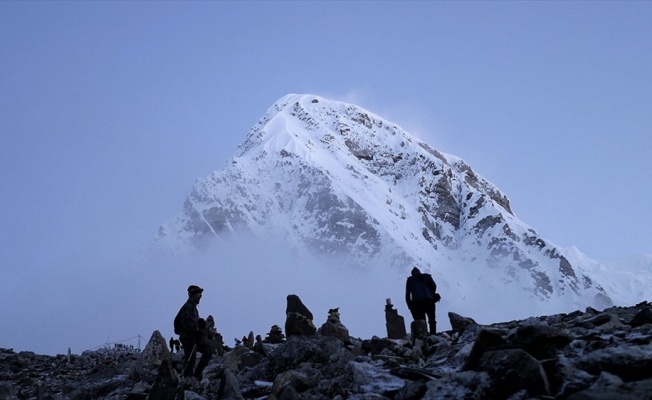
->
[175,298,201,339]
[405,272,437,305]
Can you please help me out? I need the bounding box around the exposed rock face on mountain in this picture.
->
[3,301,652,399]
[157,94,611,315]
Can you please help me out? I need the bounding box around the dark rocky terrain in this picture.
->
[2,300,652,400]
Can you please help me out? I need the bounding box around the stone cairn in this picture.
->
[264,324,285,344]
[284,294,317,337]
[317,307,351,344]
[385,297,407,339]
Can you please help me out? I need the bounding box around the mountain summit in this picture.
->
[157,94,612,317]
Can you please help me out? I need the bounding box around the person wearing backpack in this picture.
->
[405,266,440,335]
[174,285,212,380]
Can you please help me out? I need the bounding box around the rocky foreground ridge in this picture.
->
[2,300,652,400]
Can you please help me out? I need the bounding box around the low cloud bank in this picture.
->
[4,231,595,356]
[3,233,412,355]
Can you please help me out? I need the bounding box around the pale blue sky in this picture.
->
[1,2,651,353]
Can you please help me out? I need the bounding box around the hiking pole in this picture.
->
[179,343,197,378]
[176,343,197,400]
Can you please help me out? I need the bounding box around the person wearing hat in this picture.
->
[405,267,440,335]
[174,285,212,379]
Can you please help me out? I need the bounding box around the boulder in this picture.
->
[506,324,571,360]
[574,344,652,382]
[140,330,171,371]
[149,361,179,400]
[448,312,479,336]
[629,307,652,328]
[477,348,550,397]
[269,367,321,399]
[422,371,493,400]
[567,372,652,400]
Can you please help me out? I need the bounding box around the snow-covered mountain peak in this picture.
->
[240,94,455,168]
[157,93,622,320]
[239,93,512,220]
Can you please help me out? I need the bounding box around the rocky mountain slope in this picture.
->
[3,299,652,400]
[156,94,614,318]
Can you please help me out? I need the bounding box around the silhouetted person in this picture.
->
[204,315,224,355]
[174,285,212,379]
[405,267,439,334]
[169,337,175,353]
[253,335,267,356]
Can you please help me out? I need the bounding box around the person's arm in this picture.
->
[405,279,412,307]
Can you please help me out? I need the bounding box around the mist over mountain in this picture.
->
[155,94,651,330]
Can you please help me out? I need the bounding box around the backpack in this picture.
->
[173,310,182,335]
[419,273,440,302]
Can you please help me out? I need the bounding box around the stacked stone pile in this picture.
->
[2,299,652,400]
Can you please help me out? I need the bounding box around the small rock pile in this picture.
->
[2,299,652,400]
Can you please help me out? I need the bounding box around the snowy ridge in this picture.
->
[564,248,652,306]
[157,94,649,323]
